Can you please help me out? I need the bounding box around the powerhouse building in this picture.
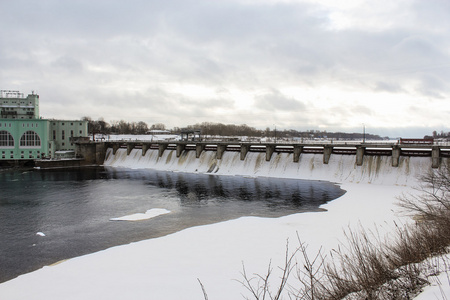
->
[0,90,88,161]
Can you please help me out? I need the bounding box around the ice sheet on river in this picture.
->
[110,208,170,221]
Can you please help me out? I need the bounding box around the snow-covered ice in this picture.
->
[110,208,170,221]
[1,149,448,299]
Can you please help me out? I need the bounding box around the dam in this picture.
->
[74,140,450,186]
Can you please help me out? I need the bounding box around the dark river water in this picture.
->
[0,166,345,283]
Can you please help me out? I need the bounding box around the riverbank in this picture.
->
[0,182,423,299]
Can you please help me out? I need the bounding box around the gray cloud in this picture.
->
[1,0,449,136]
[255,90,306,111]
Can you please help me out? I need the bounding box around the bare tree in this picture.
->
[135,121,149,134]
[151,123,166,130]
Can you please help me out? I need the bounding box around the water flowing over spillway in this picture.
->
[103,148,442,185]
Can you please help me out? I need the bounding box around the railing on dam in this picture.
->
[90,140,450,169]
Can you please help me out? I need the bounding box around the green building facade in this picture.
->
[0,90,88,161]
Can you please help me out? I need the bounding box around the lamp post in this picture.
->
[274,124,277,142]
[362,123,366,143]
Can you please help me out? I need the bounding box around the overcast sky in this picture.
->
[1,0,449,138]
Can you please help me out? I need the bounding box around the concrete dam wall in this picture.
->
[103,147,448,186]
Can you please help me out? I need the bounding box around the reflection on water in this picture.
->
[0,166,345,283]
[105,167,341,211]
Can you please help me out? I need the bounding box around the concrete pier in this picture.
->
[356,146,365,166]
[266,145,275,162]
[176,144,185,157]
[432,146,440,169]
[293,145,303,163]
[127,144,134,155]
[217,144,226,159]
[142,144,149,156]
[158,144,168,157]
[323,146,333,164]
[392,146,401,167]
[196,144,205,158]
[240,144,249,160]
[112,144,120,155]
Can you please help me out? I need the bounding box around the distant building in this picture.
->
[146,129,171,135]
[0,90,40,119]
[0,90,88,161]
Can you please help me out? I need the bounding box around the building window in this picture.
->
[53,130,56,140]
[62,130,65,140]
[0,130,14,147]
[71,130,74,137]
[20,131,41,147]
[79,130,83,134]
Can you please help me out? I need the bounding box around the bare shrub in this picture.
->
[321,228,398,300]
[237,237,329,300]
[290,234,327,300]
[387,221,448,269]
[398,163,450,233]
[237,241,299,300]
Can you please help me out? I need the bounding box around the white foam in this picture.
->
[104,148,440,186]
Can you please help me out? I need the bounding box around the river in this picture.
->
[0,166,345,283]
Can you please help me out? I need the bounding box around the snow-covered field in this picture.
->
[1,148,448,299]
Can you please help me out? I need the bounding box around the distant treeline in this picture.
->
[83,117,388,140]
[424,130,450,140]
[184,122,386,140]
